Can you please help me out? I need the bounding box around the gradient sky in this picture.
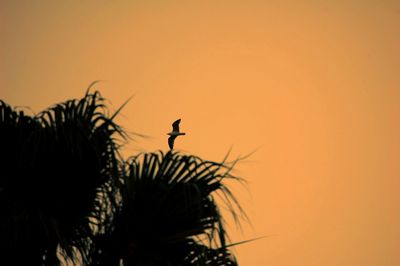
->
[2,1,400,265]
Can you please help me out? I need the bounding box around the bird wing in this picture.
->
[172,119,181,132]
[168,136,176,149]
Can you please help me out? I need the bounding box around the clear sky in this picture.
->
[2,1,400,265]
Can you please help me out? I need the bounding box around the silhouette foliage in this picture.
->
[0,90,245,265]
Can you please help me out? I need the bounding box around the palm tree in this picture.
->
[0,90,123,265]
[88,151,245,266]
[0,89,246,265]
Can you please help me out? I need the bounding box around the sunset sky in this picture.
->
[2,1,400,265]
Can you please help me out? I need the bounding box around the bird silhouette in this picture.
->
[167,119,186,149]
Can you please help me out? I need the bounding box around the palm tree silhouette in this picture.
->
[0,89,247,265]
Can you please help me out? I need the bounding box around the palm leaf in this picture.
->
[0,91,125,265]
[89,150,245,265]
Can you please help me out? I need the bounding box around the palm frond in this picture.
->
[0,91,125,265]
[89,151,245,265]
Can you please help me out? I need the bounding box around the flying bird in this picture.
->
[167,119,186,149]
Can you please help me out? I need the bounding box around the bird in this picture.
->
[167,119,186,149]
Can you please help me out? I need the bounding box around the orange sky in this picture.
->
[2,1,400,265]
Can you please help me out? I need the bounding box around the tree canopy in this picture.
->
[0,90,246,265]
